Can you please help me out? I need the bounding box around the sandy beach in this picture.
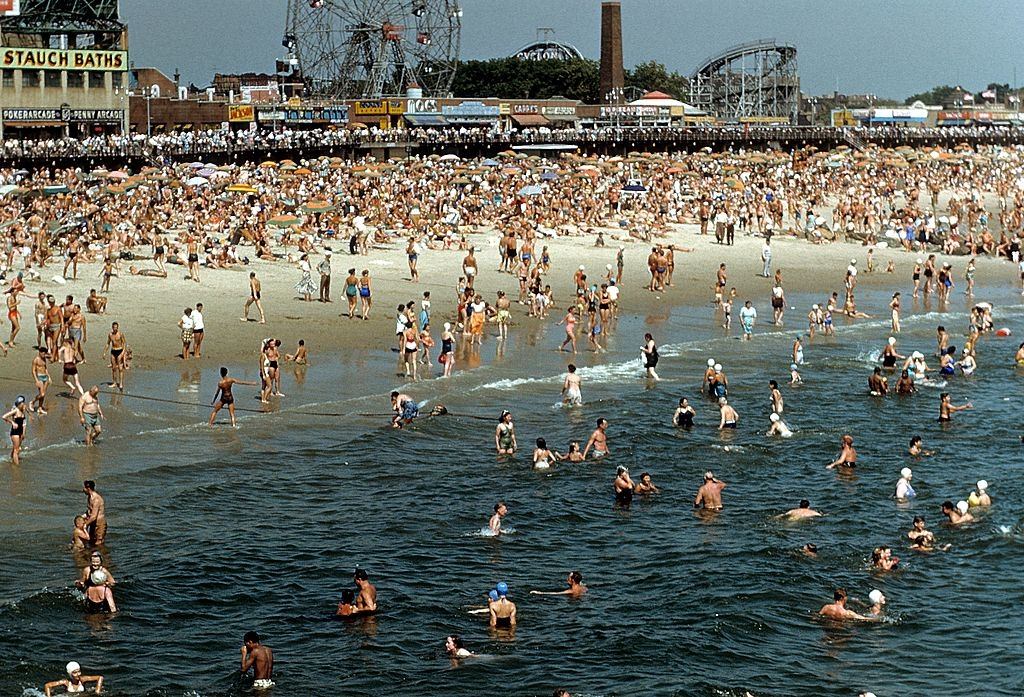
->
[0,218,1013,391]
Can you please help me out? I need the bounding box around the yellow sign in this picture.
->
[228,105,255,122]
[287,96,302,108]
[739,116,790,124]
[354,100,387,116]
[1,47,127,71]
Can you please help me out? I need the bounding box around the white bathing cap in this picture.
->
[868,589,885,605]
[770,412,780,422]
[578,264,585,270]
[916,257,923,263]
[606,264,612,270]
[443,322,451,331]
[911,351,923,359]
[977,479,988,491]
[850,258,857,264]
[900,467,912,479]
[66,661,81,675]
[888,337,896,345]
[812,304,819,309]
[790,363,798,371]
[707,358,715,367]
[956,500,969,515]
[714,363,722,371]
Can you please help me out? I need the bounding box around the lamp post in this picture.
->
[605,86,624,128]
[146,85,157,138]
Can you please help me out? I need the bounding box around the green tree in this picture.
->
[449,58,599,102]
[625,61,689,99]
[904,84,957,106]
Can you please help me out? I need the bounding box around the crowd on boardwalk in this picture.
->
[3,124,1024,161]
[5,136,1024,695]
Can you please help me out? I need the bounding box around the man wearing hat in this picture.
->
[317,250,332,303]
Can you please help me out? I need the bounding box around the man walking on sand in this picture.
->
[242,272,266,324]
[318,250,332,303]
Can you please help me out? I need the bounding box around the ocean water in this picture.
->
[2,284,1024,697]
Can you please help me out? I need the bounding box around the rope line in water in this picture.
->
[0,373,497,420]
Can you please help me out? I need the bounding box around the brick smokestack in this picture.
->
[600,1,624,103]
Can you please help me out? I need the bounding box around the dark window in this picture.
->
[110,72,123,87]
[23,70,40,87]
[67,70,84,88]
[1,69,13,88]
[44,70,62,88]
[89,71,105,88]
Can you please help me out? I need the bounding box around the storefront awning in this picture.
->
[543,113,577,122]
[3,121,65,128]
[405,113,449,126]
[512,114,550,127]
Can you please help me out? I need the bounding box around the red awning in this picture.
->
[512,114,550,127]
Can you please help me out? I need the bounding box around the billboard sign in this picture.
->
[0,0,19,17]
[0,47,127,71]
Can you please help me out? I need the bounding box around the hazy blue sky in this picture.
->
[120,0,1024,98]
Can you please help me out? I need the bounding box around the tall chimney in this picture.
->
[600,1,624,103]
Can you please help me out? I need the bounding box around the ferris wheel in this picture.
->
[283,0,462,100]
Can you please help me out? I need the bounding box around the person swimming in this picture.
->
[968,479,991,507]
[894,467,916,501]
[533,437,554,470]
[767,411,793,438]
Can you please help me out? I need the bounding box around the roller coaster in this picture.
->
[689,38,799,122]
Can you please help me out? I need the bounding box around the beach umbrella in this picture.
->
[279,159,297,167]
[481,158,500,167]
[268,214,302,228]
[186,176,209,187]
[0,184,18,196]
[540,171,559,181]
[452,177,472,186]
[622,183,648,193]
[42,184,70,196]
[226,184,258,194]
[279,164,298,172]
[439,154,460,162]
[188,161,205,169]
[301,200,334,213]
[197,167,216,178]
[518,184,542,196]
[104,184,126,194]
[294,167,313,176]
[107,170,129,180]
[259,161,277,169]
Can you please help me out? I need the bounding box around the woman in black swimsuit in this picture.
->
[2,395,27,465]
[209,367,256,428]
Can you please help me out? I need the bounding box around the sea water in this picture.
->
[1,286,1023,696]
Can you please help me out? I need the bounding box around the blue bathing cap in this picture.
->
[495,581,509,596]
[488,589,499,601]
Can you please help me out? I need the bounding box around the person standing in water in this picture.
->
[489,582,516,628]
[78,386,103,446]
[694,471,726,510]
[819,588,875,621]
[495,410,517,455]
[530,571,587,597]
[240,631,274,690]
[2,395,28,465]
[642,333,660,381]
[43,661,103,697]
[209,367,257,427]
[826,434,857,469]
[558,306,578,353]
[561,364,582,406]
[938,392,972,422]
[582,418,609,459]
[489,502,508,535]
[739,301,757,340]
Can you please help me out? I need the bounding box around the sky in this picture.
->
[119,0,1024,99]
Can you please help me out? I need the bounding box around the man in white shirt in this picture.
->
[191,302,205,358]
